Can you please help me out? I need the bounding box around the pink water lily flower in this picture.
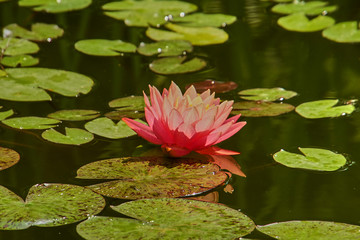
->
[122,82,246,157]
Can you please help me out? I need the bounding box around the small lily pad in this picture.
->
[322,21,360,43]
[173,13,237,27]
[257,221,360,240]
[238,87,297,101]
[137,40,192,57]
[42,128,94,145]
[273,147,347,171]
[48,109,100,121]
[105,110,145,121]
[187,80,238,93]
[3,23,64,41]
[278,13,335,32]
[76,157,228,199]
[75,39,136,56]
[295,99,355,119]
[0,55,39,67]
[149,56,206,75]
[18,0,92,13]
[2,116,61,129]
[272,1,338,16]
[108,95,145,110]
[77,198,255,239]
[0,147,20,171]
[232,101,295,117]
[0,107,14,121]
[0,183,105,230]
[0,38,39,56]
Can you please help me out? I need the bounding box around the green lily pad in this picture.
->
[322,21,360,43]
[102,1,197,27]
[0,38,39,56]
[146,23,229,46]
[295,99,355,119]
[137,40,192,57]
[1,55,39,67]
[149,56,206,75]
[3,23,64,41]
[232,101,295,117]
[109,95,145,110]
[77,198,255,239]
[48,109,100,121]
[273,147,347,171]
[257,221,360,240]
[2,116,61,129]
[76,157,228,199]
[0,107,14,121]
[18,0,92,13]
[0,70,6,77]
[0,68,93,101]
[105,110,145,121]
[0,183,105,230]
[0,147,20,171]
[238,87,297,101]
[42,127,94,145]
[278,13,335,32]
[173,13,237,27]
[272,1,338,16]
[75,39,136,56]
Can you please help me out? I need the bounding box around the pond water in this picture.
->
[1,0,360,239]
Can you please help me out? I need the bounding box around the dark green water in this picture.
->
[1,0,360,239]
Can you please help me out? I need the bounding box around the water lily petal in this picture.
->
[161,144,191,157]
[168,109,183,131]
[184,85,197,100]
[144,107,155,128]
[195,110,215,132]
[183,107,200,126]
[122,118,162,144]
[152,118,174,144]
[214,121,247,144]
[178,122,196,138]
[196,146,240,155]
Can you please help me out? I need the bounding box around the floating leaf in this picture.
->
[3,23,64,41]
[102,1,197,27]
[2,116,61,130]
[272,1,337,16]
[295,99,355,119]
[232,101,295,117]
[0,55,39,67]
[322,21,360,43]
[76,157,228,199]
[48,109,100,121]
[75,39,136,56]
[257,221,360,240]
[77,198,255,239]
[278,13,335,32]
[42,128,94,145]
[186,80,238,93]
[0,70,6,77]
[146,23,229,46]
[173,13,237,27]
[109,95,145,110]
[0,147,20,171]
[105,110,145,121]
[238,87,297,101]
[0,107,14,121]
[273,147,347,171]
[149,56,206,75]
[18,0,92,13]
[0,38,39,56]
[137,40,192,57]
[0,183,105,230]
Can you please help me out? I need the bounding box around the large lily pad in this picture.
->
[137,40,192,57]
[0,107,14,121]
[278,13,335,32]
[75,39,136,56]
[0,183,105,230]
[42,128,94,145]
[0,68,93,101]
[150,56,206,75]
[0,55,39,67]
[48,109,100,121]
[273,147,347,171]
[295,99,355,119]
[102,1,197,27]
[3,23,64,41]
[257,221,360,240]
[109,95,145,110]
[77,198,255,239]
[0,147,20,171]
[238,87,297,101]
[232,101,295,117]
[76,157,229,199]
[0,38,39,56]
[18,0,92,13]
[2,116,61,129]
[322,21,360,43]
[173,13,237,27]
[272,1,338,16]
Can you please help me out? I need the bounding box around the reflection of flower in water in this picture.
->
[123,82,246,157]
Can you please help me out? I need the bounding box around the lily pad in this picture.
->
[322,21,360,43]
[257,221,360,240]
[3,23,64,41]
[295,99,355,119]
[238,87,297,101]
[0,68,93,101]
[146,23,229,46]
[102,1,197,27]
[2,116,61,129]
[105,110,145,120]
[137,40,192,57]
[77,198,255,239]
[76,157,228,199]
[0,38,39,56]
[109,95,145,110]
[0,55,39,67]
[187,80,238,93]
[232,101,295,117]
[273,147,347,171]
[18,0,92,13]
[272,1,338,16]
[48,109,100,121]
[0,107,14,121]
[278,13,335,32]
[0,147,20,171]
[173,13,237,27]
[0,183,105,230]
[42,127,94,145]
[75,39,136,56]
[149,56,206,75]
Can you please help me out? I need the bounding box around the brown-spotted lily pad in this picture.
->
[232,101,295,117]
[186,80,238,93]
[0,147,20,171]
[76,157,228,199]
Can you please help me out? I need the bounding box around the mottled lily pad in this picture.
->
[278,13,335,32]
[0,147,20,171]
[173,13,237,27]
[102,1,197,27]
[0,107,14,121]
[0,183,105,230]
[109,95,145,110]
[18,0,92,13]
[150,56,206,75]
[273,147,347,171]
[186,80,238,93]
[76,157,229,199]
[0,38,39,56]
[75,39,136,56]
[232,101,295,117]
[48,109,100,121]
[0,55,39,67]
[238,87,297,101]
[2,116,61,129]
[3,23,64,41]
[272,1,337,15]
[322,21,360,43]
[42,128,94,145]
[137,40,192,57]
[77,198,255,239]
[295,99,355,119]
[257,221,360,240]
